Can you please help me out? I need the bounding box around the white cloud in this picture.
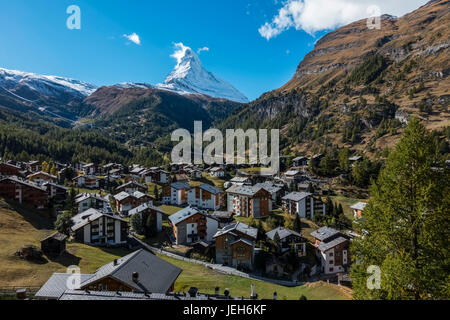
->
[259,0,428,40]
[197,47,210,54]
[171,43,191,64]
[123,32,141,45]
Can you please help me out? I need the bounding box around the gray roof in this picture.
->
[169,206,203,225]
[266,227,301,241]
[171,181,190,190]
[230,177,250,183]
[75,193,108,204]
[318,236,348,252]
[198,183,223,195]
[26,171,57,180]
[213,222,257,240]
[293,156,307,161]
[34,273,94,299]
[349,156,362,161]
[211,211,233,219]
[129,203,165,216]
[71,209,125,231]
[282,192,312,202]
[225,185,266,196]
[0,176,47,192]
[58,290,248,300]
[230,238,254,247]
[253,182,282,194]
[42,232,67,242]
[310,226,340,241]
[284,170,300,176]
[350,202,367,211]
[117,181,147,190]
[42,182,69,190]
[80,249,182,294]
[113,191,131,202]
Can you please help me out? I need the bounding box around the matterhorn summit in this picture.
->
[157,43,248,103]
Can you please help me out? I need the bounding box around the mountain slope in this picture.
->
[85,86,243,148]
[0,68,98,121]
[220,0,449,157]
[156,44,248,103]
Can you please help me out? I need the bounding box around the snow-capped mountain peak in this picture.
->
[0,67,98,98]
[157,43,248,103]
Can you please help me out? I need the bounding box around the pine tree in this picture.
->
[350,119,450,300]
[293,213,302,234]
[153,185,159,201]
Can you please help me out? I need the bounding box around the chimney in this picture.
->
[224,289,230,299]
[273,292,277,300]
[132,272,139,283]
[214,287,220,296]
[113,259,118,266]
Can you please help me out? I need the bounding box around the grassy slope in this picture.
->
[158,254,350,300]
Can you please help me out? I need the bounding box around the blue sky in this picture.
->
[0,0,426,100]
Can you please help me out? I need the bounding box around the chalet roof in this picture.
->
[310,226,340,241]
[213,222,257,240]
[211,211,234,219]
[284,170,301,176]
[0,176,47,192]
[75,193,108,204]
[210,167,224,172]
[292,156,307,161]
[114,191,132,202]
[225,185,267,197]
[71,209,125,232]
[230,238,254,247]
[80,249,182,294]
[58,289,248,300]
[128,203,165,216]
[170,181,190,190]
[26,171,57,179]
[350,202,367,211]
[253,182,282,194]
[282,192,312,202]
[198,183,223,195]
[116,181,147,190]
[317,236,348,252]
[41,232,67,242]
[266,227,301,241]
[230,177,250,183]
[42,182,69,190]
[349,156,362,161]
[34,273,94,299]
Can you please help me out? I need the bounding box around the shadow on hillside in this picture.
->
[5,200,54,230]
[49,251,82,268]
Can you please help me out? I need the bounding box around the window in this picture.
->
[329,268,334,272]
[329,252,334,257]
[236,246,246,257]
[329,260,334,265]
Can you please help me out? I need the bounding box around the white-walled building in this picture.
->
[187,184,224,210]
[71,209,128,246]
[168,207,219,245]
[282,192,325,220]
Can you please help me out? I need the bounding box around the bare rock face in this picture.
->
[219,0,449,155]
